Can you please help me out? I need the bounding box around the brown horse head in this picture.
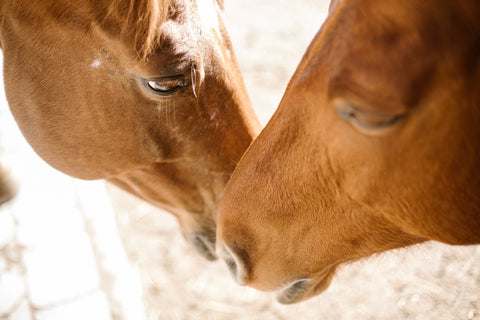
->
[0,0,260,260]
[217,0,480,302]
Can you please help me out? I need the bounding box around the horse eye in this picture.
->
[145,77,189,96]
[335,100,405,131]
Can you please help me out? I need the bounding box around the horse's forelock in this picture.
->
[0,0,171,59]
[118,0,224,59]
[105,0,172,59]
[1,0,224,59]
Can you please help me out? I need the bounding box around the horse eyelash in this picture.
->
[191,64,197,98]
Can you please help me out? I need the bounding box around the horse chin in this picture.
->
[188,232,218,261]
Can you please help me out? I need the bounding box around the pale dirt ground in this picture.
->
[108,1,480,320]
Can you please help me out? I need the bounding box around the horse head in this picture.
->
[0,0,260,260]
[217,0,480,302]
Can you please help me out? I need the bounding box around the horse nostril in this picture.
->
[276,278,313,304]
[224,250,238,279]
[220,243,249,285]
[188,232,218,261]
[0,167,18,206]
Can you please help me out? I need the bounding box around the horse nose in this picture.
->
[276,278,313,304]
[188,232,218,261]
[219,242,249,285]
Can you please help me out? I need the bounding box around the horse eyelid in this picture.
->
[335,101,405,129]
[142,75,190,96]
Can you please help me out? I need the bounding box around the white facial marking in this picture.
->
[90,59,102,69]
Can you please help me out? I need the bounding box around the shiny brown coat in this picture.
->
[217,0,480,303]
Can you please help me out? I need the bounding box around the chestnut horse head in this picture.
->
[217,0,480,303]
[0,0,260,260]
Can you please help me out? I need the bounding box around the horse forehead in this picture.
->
[154,0,224,52]
[310,0,480,110]
[167,0,221,33]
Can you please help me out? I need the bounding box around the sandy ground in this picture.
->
[108,1,480,319]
